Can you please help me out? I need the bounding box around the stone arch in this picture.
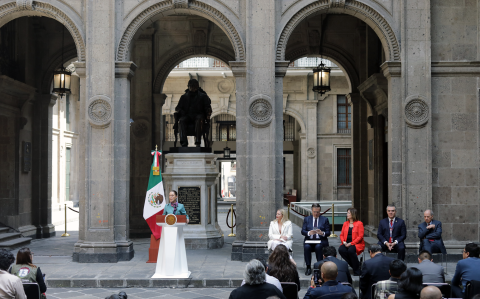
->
[276,1,400,62]
[211,110,236,119]
[0,1,86,61]
[286,45,359,92]
[284,107,306,134]
[153,47,234,94]
[117,1,245,62]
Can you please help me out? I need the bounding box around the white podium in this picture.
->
[151,215,191,278]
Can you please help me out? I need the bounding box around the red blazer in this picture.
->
[340,220,365,255]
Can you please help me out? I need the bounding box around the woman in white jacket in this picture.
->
[267,209,293,251]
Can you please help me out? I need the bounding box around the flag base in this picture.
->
[146,234,160,263]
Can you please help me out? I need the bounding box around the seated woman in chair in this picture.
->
[268,209,293,251]
[338,208,365,276]
[163,190,189,223]
[10,248,47,299]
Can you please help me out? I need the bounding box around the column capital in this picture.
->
[36,93,57,107]
[115,62,137,79]
[275,61,290,77]
[73,62,86,78]
[153,93,167,106]
[346,93,362,106]
[381,61,401,79]
[229,61,246,77]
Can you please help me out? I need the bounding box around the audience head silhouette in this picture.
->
[389,259,407,278]
[420,286,441,299]
[321,261,338,281]
[244,259,266,285]
[0,249,14,271]
[398,267,424,296]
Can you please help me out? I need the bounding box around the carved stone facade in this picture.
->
[0,0,479,262]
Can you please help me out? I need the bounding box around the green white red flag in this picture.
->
[143,148,165,239]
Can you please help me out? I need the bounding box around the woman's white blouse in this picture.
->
[267,220,293,250]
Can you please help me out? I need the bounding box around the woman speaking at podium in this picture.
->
[163,190,189,224]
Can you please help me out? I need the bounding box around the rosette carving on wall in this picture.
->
[404,95,429,128]
[307,148,316,159]
[88,96,112,128]
[248,95,273,127]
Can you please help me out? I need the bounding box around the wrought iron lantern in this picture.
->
[52,26,71,98]
[223,144,231,159]
[52,67,71,97]
[312,61,331,95]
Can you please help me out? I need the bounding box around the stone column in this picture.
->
[38,94,57,238]
[229,61,247,259]
[73,62,87,245]
[381,62,402,218]
[304,99,319,201]
[398,1,432,240]
[114,62,137,258]
[73,0,134,262]
[153,93,166,157]
[231,0,281,262]
[348,93,368,221]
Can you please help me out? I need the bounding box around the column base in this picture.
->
[231,241,269,262]
[73,241,134,263]
[34,224,56,238]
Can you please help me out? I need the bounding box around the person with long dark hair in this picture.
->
[267,244,300,291]
[387,268,424,299]
[10,248,46,299]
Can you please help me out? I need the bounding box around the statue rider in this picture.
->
[175,79,212,147]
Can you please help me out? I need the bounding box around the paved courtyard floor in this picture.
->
[18,212,459,298]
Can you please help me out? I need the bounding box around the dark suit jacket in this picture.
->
[301,215,331,245]
[418,220,446,254]
[228,282,287,299]
[416,260,445,283]
[304,280,355,299]
[451,257,480,292]
[314,256,352,284]
[377,218,406,245]
[360,253,395,299]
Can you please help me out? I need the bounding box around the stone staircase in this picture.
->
[0,226,32,250]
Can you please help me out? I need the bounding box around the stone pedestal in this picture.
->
[163,153,223,249]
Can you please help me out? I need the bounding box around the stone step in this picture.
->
[0,237,32,250]
[0,227,9,234]
[0,232,22,243]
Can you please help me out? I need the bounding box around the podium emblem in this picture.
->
[166,214,177,225]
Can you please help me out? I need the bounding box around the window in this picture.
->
[219,123,236,141]
[65,147,71,201]
[337,148,351,186]
[337,95,351,133]
[65,94,70,131]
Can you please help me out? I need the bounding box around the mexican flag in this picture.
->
[143,148,166,240]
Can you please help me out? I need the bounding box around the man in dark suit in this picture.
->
[377,205,406,260]
[314,246,352,284]
[302,203,331,276]
[304,262,355,299]
[416,250,445,283]
[360,244,395,299]
[418,210,447,254]
[451,242,480,298]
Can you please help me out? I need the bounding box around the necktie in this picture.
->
[313,218,318,239]
[389,219,393,243]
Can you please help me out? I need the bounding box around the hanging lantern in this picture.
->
[312,61,331,95]
[52,67,72,97]
[223,146,231,159]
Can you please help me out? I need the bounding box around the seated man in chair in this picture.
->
[418,209,446,255]
[174,79,212,147]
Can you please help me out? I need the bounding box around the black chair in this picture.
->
[465,280,480,299]
[281,282,299,299]
[22,282,41,299]
[423,283,451,298]
[371,283,377,299]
